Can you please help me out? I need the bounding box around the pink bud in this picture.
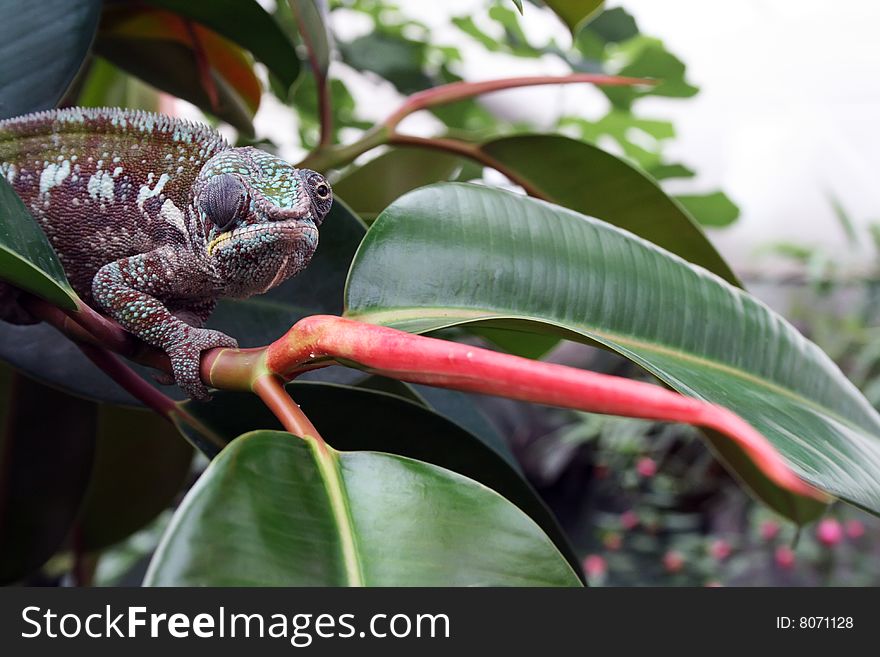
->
[709,539,731,561]
[663,550,685,573]
[845,519,865,540]
[636,457,657,478]
[583,554,606,578]
[775,545,795,569]
[760,520,780,541]
[816,518,843,547]
[620,510,639,530]
[704,580,723,588]
[603,532,623,551]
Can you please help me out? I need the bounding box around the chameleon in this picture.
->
[0,107,332,399]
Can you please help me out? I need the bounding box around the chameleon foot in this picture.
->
[167,328,238,400]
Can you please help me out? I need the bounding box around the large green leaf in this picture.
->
[142,0,301,88]
[0,178,77,310]
[174,381,582,577]
[544,0,604,35]
[75,406,193,552]
[344,183,880,522]
[144,431,581,586]
[0,0,101,118]
[481,135,739,285]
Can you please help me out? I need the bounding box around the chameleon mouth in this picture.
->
[207,219,317,257]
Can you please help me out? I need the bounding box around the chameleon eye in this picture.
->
[315,183,330,199]
[201,173,249,231]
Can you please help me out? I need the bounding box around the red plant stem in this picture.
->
[22,295,171,374]
[76,343,178,419]
[388,133,550,199]
[249,315,827,502]
[383,74,652,130]
[297,74,650,171]
[252,374,326,449]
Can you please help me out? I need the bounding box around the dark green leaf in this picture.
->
[175,380,581,576]
[0,0,101,118]
[76,406,193,552]
[145,431,581,586]
[0,366,96,583]
[142,0,301,88]
[481,134,740,285]
[344,183,880,521]
[544,0,604,35]
[0,178,78,310]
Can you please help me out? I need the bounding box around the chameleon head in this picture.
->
[194,147,332,298]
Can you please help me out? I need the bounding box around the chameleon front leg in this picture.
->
[91,248,236,400]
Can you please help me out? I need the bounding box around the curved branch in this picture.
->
[387,134,550,199]
[252,374,327,450]
[384,73,653,130]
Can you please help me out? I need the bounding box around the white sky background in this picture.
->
[247,0,880,277]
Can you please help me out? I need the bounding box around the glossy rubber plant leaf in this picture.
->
[0,178,77,310]
[94,6,261,134]
[144,431,581,586]
[544,0,604,35]
[141,0,301,88]
[75,406,193,552]
[0,0,101,119]
[344,183,880,522]
[481,134,739,285]
[173,381,582,578]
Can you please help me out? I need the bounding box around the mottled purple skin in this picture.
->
[0,108,332,399]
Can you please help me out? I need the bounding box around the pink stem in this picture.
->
[252,374,328,449]
[384,73,652,129]
[388,133,549,198]
[256,315,827,502]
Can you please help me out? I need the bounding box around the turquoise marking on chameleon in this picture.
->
[203,149,302,209]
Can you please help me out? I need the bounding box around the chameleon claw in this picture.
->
[168,328,238,401]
